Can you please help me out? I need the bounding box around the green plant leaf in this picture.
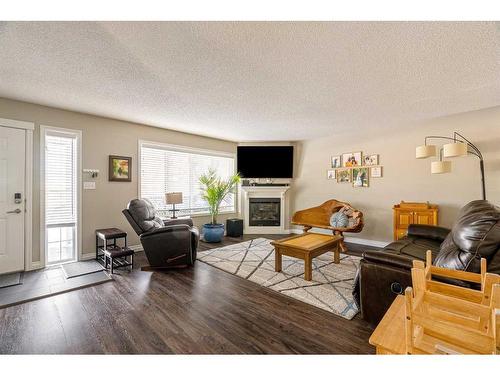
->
[199,168,240,224]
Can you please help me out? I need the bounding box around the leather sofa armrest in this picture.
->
[163,218,194,227]
[140,224,190,238]
[189,226,200,245]
[407,224,450,242]
[189,226,200,260]
[362,250,414,270]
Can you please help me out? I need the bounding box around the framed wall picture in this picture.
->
[331,155,342,168]
[363,154,379,166]
[327,169,336,180]
[371,166,383,178]
[342,151,362,167]
[109,155,132,182]
[352,167,369,187]
[336,168,351,183]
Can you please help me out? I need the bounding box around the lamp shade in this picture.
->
[431,161,451,174]
[416,145,437,159]
[165,192,183,204]
[443,142,467,158]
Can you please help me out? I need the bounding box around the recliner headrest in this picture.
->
[126,198,164,233]
[451,200,500,258]
[435,200,500,272]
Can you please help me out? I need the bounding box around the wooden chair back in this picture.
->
[291,199,364,233]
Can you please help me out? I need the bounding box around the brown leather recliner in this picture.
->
[354,200,500,326]
[122,198,199,268]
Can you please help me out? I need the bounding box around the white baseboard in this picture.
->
[289,228,388,248]
[28,261,44,271]
[80,253,96,261]
[343,236,389,248]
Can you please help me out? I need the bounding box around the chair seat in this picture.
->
[104,247,134,258]
[96,228,127,240]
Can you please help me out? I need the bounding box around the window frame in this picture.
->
[138,140,237,218]
[40,125,82,266]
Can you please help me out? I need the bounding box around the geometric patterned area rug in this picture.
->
[197,237,360,320]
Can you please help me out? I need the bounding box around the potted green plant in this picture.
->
[199,169,240,242]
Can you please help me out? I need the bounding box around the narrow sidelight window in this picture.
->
[41,127,81,265]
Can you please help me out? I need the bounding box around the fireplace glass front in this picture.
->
[249,198,281,226]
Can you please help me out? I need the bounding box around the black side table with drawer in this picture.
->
[95,228,134,274]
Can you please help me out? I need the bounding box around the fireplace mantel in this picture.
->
[240,185,290,234]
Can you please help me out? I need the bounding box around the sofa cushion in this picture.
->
[127,198,164,233]
[407,224,450,242]
[383,236,442,261]
[435,200,500,272]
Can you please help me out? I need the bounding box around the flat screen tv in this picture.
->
[237,146,294,178]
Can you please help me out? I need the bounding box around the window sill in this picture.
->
[161,210,238,219]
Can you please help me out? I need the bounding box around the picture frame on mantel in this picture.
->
[109,155,132,182]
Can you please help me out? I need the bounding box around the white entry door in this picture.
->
[0,126,25,274]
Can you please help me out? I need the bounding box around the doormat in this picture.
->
[61,260,104,278]
[0,273,22,288]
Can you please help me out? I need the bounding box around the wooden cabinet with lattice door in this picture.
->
[393,201,438,240]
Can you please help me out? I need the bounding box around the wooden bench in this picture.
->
[291,199,363,252]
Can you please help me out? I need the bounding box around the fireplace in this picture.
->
[249,198,281,226]
[241,185,290,234]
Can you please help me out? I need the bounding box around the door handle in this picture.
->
[6,209,22,214]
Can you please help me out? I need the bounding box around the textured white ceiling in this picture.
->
[0,21,499,141]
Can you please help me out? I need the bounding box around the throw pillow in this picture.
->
[330,211,349,228]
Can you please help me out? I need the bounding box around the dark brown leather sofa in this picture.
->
[353,200,500,326]
[123,198,199,268]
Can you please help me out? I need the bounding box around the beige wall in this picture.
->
[2,96,499,263]
[0,98,237,263]
[291,106,500,244]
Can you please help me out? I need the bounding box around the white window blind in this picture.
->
[140,143,235,217]
[45,134,77,226]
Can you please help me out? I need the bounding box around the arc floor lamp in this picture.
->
[416,132,486,200]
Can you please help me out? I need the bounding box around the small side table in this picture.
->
[95,228,133,273]
[369,295,406,354]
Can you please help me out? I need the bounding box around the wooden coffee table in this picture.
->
[270,233,342,281]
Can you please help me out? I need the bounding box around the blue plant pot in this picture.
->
[203,223,225,243]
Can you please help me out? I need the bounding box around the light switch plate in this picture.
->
[83,181,96,190]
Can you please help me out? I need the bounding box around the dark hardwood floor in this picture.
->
[0,235,376,354]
